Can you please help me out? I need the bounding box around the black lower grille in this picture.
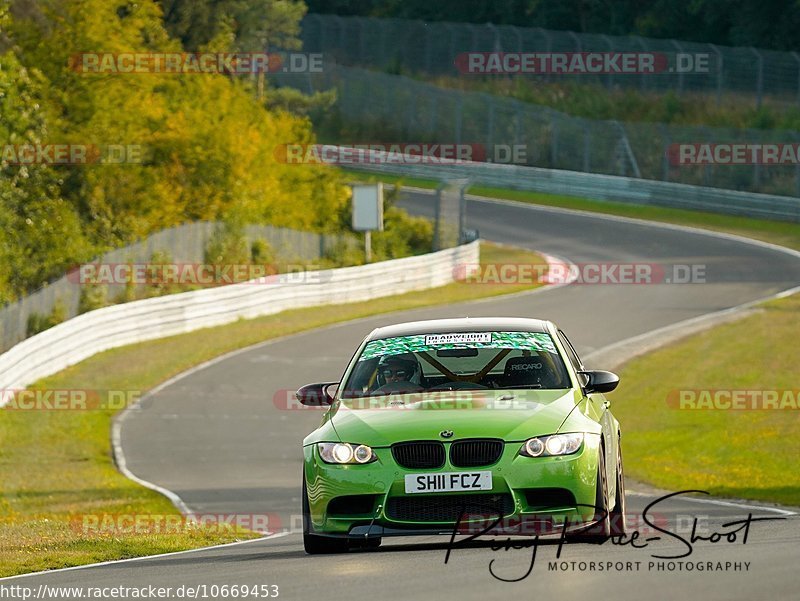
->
[327,494,380,516]
[523,488,577,510]
[386,493,515,522]
[450,439,504,467]
[392,441,445,469]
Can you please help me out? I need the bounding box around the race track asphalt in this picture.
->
[4,191,799,600]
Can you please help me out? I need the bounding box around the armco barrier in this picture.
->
[0,221,360,353]
[0,242,478,397]
[323,145,800,222]
[272,65,800,201]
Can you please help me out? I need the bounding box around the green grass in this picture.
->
[413,76,800,131]
[345,169,800,505]
[0,242,545,577]
[343,169,800,251]
[611,292,800,506]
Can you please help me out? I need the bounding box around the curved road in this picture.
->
[5,192,800,599]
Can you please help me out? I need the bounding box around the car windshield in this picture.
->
[340,331,571,398]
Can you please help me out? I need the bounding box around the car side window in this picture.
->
[558,330,584,372]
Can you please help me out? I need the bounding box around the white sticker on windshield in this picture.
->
[424,332,492,345]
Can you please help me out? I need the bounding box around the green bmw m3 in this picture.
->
[298,317,626,554]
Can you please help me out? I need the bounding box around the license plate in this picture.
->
[404,471,492,494]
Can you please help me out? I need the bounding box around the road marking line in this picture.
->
[582,284,800,367]
[41,189,798,578]
[0,532,294,582]
[627,490,796,516]
[404,186,800,261]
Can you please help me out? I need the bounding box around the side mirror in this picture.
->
[579,370,619,394]
[296,382,337,406]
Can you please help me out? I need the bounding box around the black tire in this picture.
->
[567,447,611,543]
[608,436,627,537]
[302,471,349,554]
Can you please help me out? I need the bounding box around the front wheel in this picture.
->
[567,448,611,543]
[608,437,627,537]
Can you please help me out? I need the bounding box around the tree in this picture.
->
[1,0,349,300]
[0,3,89,303]
[159,0,306,52]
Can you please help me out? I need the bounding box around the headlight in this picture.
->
[519,433,583,457]
[318,442,377,464]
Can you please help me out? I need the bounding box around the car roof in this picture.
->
[366,317,554,341]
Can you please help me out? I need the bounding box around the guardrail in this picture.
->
[0,221,361,353]
[272,65,800,200]
[326,146,800,222]
[0,242,478,396]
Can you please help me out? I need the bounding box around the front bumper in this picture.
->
[303,434,601,538]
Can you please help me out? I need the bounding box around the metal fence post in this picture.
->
[424,24,433,73]
[601,34,614,90]
[433,186,442,251]
[550,116,559,167]
[487,96,495,155]
[583,122,591,172]
[751,47,764,109]
[379,18,389,67]
[709,44,723,106]
[659,124,671,181]
[429,90,438,132]
[540,28,552,83]
[469,23,480,53]
[459,184,467,244]
[633,36,648,92]
[795,134,800,196]
[444,23,456,74]
[792,52,800,104]
[487,23,500,51]
[671,39,684,94]
[513,26,523,53]
[357,17,367,65]
[455,97,463,145]
[702,127,713,186]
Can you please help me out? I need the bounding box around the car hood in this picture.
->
[328,390,583,446]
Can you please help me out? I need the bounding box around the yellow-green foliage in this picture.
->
[0,0,348,303]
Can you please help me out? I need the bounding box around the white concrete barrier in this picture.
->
[0,242,479,396]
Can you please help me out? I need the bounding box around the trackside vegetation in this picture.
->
[0,0,429,306]
[344,170,800,252]
[0,242,545,577]
[611,292,800,506]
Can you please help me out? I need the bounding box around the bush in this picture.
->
[26,300,67,336]
[250,238,275,267]
[337,182,435,262]
[78,285,108,314]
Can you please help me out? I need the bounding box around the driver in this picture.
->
[377,354,420,387]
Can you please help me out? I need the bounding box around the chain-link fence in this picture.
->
[0,223,360,353]
[272,65,800,198]
[301,14,800,108]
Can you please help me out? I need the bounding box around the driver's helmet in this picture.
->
[376,353,421,387]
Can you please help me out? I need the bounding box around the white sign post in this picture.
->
[351,183,384,263]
